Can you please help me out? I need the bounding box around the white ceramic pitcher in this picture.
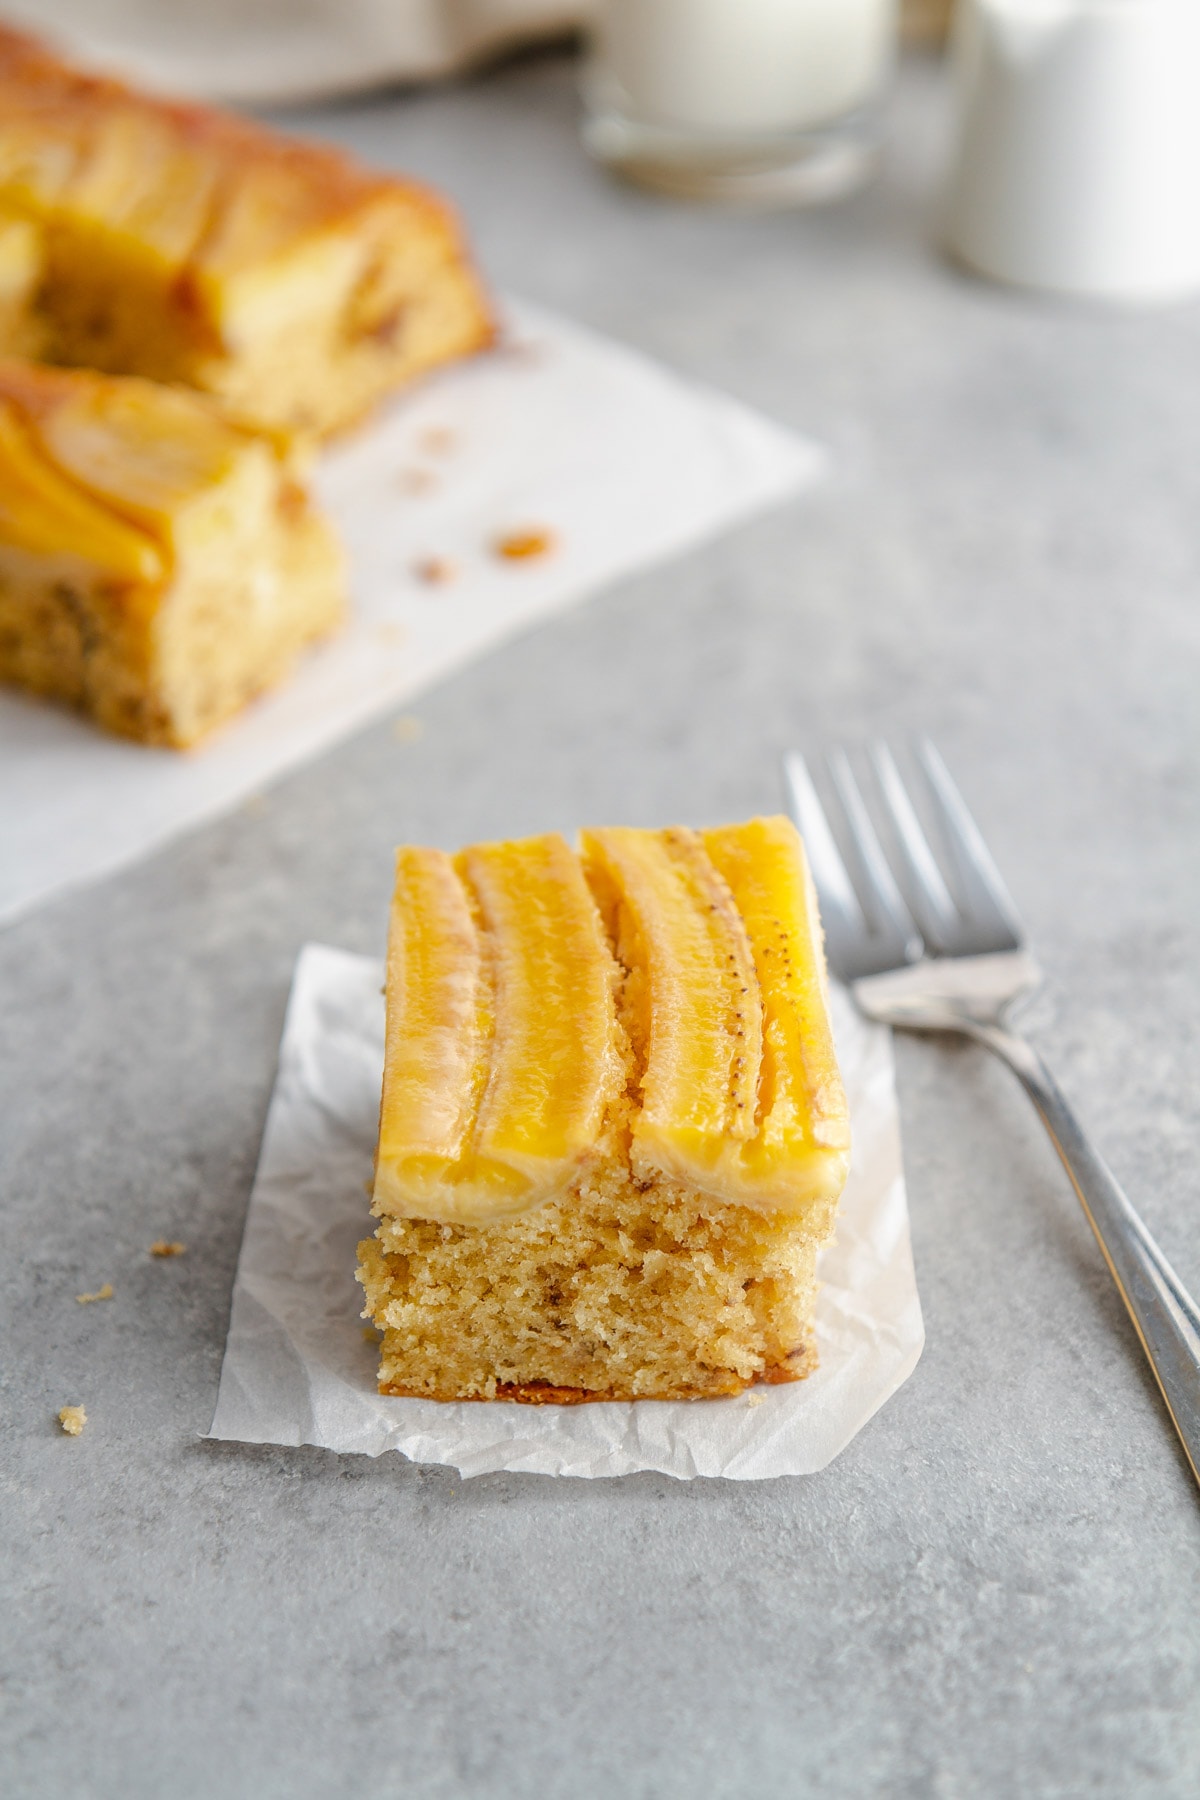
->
[943,0,1200,302]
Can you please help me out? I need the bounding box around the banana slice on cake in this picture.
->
[373,835,623,1224]
[372,817,849,1225]
[583,818,849,1212]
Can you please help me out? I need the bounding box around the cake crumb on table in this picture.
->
[58,1406,87,1436]
[76,1283,113,1304]
[149,1241,186,1258]
[492,527,557,562]
[392,715,424,743]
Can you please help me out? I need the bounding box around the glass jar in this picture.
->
[583,0,898,204]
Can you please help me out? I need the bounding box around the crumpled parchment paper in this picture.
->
[208,943,924,1479]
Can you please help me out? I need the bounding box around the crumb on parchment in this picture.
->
[149,1241,186,1258]
[393,715,424,743]
[58,1406,87,1436]
[397,467,437,495]
[76,1283,113,1304]
[412,556,457,586]
[418,426,456,456]
[746,1392,767,1409]
[495,335,545,365]
[493,527,557,562]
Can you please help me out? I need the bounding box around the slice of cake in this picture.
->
[0,27,493,438]
[357,817,851,1403]
[0,358,345,746]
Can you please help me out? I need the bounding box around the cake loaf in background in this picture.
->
[0,26,493,438]
[0,358,345,745]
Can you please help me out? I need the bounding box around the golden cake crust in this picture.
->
[0,27,494,436]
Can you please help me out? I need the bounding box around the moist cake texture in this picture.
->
[0,358,345,745]
[0,27,493,438]
[357,818,851,1403]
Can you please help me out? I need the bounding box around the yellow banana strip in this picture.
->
[373,834,621,1223]
[581,825,764,1184]
[460,833,621,1194]
[373,846,488,1213]
[0,397,164,581]
[584,820,848,1213]
[36,381,245,528]
[703,817,850,1206]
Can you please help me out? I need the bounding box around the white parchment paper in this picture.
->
[0,301,823,928]
[208,944,924,1480]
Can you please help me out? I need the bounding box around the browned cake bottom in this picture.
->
[377,1335,817,1405]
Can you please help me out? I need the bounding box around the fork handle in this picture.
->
[968,1022,1200,1489]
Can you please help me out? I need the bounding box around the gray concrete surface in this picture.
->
[3,52,1200,1800]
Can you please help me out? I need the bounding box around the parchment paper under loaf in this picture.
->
[0,301,822,928]
[208,944,924,1480]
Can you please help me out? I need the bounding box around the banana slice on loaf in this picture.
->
[0,26,492,438]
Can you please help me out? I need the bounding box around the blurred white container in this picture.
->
[584,0,898,204]
[944,0,1200,302]
[3,0,588,102]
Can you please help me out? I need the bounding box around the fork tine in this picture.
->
[915,738,1024,948]
[784,751,921,981]
[782,751,864,940]
[870,741,961,951]
[825,750,923,962]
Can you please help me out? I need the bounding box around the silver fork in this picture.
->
[786,739,1200,1489]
